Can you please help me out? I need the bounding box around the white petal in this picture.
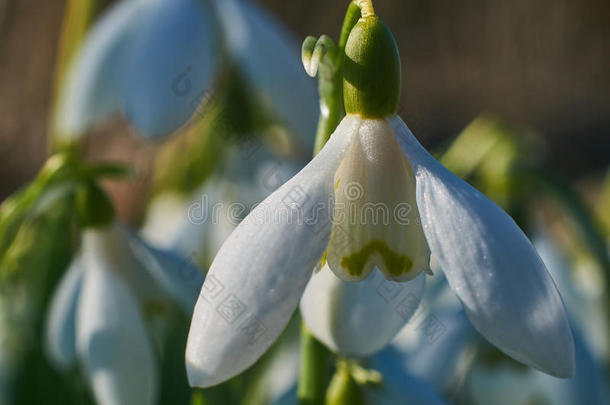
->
[77,228,158,405]
[55,0,146,138]
[125,229,205,314]
[44,258,84,369]
[212,0,318,149]
[186,115,360,387]
[389,115,574,377]
[124,0,218,138]
[90,224,163,304]
[300,264,425,356]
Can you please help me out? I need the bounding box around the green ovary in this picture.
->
[340,239,412,277]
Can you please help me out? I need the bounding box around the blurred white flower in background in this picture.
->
[142,145,301,264]
[45,224,204,405]
[56,0,217,139]
[55,0,317,143]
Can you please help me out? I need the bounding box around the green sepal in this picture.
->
[343,16,400,118]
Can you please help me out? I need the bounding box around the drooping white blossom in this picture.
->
[46,224,204,405]
[55,0,317,142]
[186,114,574,388]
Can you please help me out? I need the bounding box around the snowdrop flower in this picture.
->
[45,224,204,405]
[186,4,573,387]
[55,0,317,142]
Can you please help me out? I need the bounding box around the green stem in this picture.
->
[298,324,332,405]
[49,0,101,152]
[597,169,610,234]
[353,0,375,18]
[339,2,363,50]
[312,1,362,155]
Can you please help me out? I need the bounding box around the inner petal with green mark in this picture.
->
[326,118,430,282]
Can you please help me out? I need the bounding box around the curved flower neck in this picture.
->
[354,0,375,18]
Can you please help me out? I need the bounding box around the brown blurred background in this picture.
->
[1,0,609,215]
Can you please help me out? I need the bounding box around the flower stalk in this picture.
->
[297,324,333,405]
[49,0,101,152]
[325,361,364,405]
[354,0,374,18]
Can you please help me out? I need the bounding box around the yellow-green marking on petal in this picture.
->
[340,240,412,277]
